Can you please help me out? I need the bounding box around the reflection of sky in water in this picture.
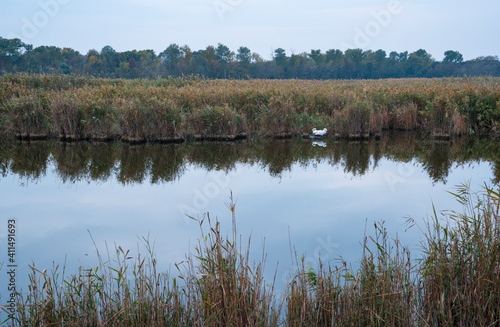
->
[0,155,495,308]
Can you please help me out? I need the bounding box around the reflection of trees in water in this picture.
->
[255,138,346,178]
[87,142,119,182]
[1,133,500,184]
[420,141,452,184]
[53,142,111,183]
[116,144,185,185]
[492,162,500,183]
[185,141,244,173]
[149,143,185,184]
[257,139,298,178]
[3,140,51,182]
[328,140,372,176]
[117,145,152,184]
[452,137,500,184]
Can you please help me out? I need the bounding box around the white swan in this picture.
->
[312,128,327,137]
[312,141,327,147]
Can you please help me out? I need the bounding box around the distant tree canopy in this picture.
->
[1,36,499,79]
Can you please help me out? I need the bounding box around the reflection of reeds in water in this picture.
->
[2,74,500,141]
[115,143,186,184]
[7,184,500,326]
[185,141,245,172]
[2,140,51,182]
[149,143,186,184]
[1,133,500,184]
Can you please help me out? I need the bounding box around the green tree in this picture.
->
[274,48,287,66]
[236,46,251,65]
[324,49,344,79]
[399,51,408,62]
[215,43,233,64]
[62,48,83,74]
[387,51,404,77]
[178,45,194,74]
[3,36,500,79]
[85,49,101,75]
[193,46,217,77]
[159,44,184,77]
[160,43,183,65]
[201,45,217,65]
[116,61,131,78]
[389,51,399,61]
[100,45,118,76]
[344,48,364,78]
[406,49,433,77]
[374,49,386,63]
[27,46,64,73]
[443,50,463,64]
[252,52,264,63]
[181,45,193,64]
[60,62,72,74]
[371,49,387,78]
[325,49,343,63]
[0,37,31,72]
[137,49,158,78]
[308,49,324,64]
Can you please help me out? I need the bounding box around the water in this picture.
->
[0,133,499,310]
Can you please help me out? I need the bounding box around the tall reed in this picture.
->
[420,182,500,326]
[180,195,281,326]
[287,221,416,326]
[185,105,246,140]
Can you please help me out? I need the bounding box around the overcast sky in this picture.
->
[1,0,499,61]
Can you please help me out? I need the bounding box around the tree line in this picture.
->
[1,36,499,79]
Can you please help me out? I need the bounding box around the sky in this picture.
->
[1,0,499,61]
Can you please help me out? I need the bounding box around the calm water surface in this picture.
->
[1,133,499,303]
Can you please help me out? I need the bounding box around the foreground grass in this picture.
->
[1,74,500,141]
[2,184,499,326]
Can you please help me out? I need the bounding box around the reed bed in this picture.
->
[420,185,500,325]
[2,183,499,326]
[1,74,500,141]
[286,222,416,326]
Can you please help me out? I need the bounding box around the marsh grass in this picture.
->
[4,93,51,139]
[186,105,247,140]
[51,88,118,141]
[180,196,282,326]
[1,74,500,140]
[5,195,281,326]
[3,184,500,326]
[420,183,500,326]
[286,221,416,326]
[390,103,418,131]
[117,97,183,143]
